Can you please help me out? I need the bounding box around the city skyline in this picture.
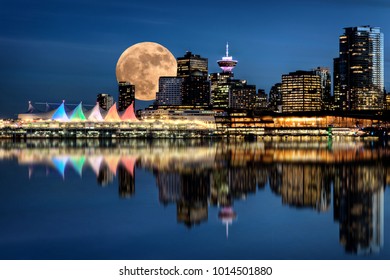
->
[1,0,390,118]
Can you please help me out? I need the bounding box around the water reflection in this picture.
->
[0,139,388,255]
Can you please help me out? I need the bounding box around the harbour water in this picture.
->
[0,138,389,260]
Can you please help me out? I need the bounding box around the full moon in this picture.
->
[116,42,177,101]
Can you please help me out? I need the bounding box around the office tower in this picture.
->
[177,51,210,107]
[96,93,114,110]
[256,89,268,110]
[333,26,384,111]
[269,83,282,112]
[210,72,232,109]
[229,80,257,110]
[281,70,322,113]
[210,44,237,109]
[313,67,332,110]
[118,81,135,111]
[156,77,184,106]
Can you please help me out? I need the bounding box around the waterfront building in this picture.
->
[210,44,237,109]
[256,89,268,110]
[210,44,257,110]
[156,77,184,106]
[281,70,322,113]
[118,81,135,112]
[313,67,332,110]
[229,79,257,110]
[177,51,210,107]
[97,93,114,111]
[333,26,384,111]
[268,83,282,113]
[386,93,390,110]
[210,72,232,109]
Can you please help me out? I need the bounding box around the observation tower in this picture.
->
[217,43,238,73]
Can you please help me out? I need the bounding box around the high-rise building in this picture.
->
[118,81,135,111]
[256,89,268,110]
[281,70,322,113]
[313,67,332,110]
[96,93,114,111]
[269,83,282,112]
[333,26,384,111]
[156,77,184,106]
[210,72,233,109]
[229,80,257,110]
[211,44,256,110]
[177,51,210,107]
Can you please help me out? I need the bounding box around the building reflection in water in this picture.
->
[0,139,388,254]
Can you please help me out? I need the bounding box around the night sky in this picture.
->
[1,0,389,118]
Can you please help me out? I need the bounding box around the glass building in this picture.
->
[281,70,322,113]
[333,26,384,111]
[96,93,114,111]
[156,77,184,106]
[268,83,282,113]
[118,81,135,112]
[177,51,210,107]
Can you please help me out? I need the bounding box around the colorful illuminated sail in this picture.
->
[104,103,121,122]
[52,102,69,122]
[120,103,138,121]
[69,102,87,121]
[86,102,104,121]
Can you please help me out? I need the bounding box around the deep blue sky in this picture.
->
[1,0,389,118]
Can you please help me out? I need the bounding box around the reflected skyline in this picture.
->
[0,139,388,255]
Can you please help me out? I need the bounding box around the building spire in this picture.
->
[226,42,229,57]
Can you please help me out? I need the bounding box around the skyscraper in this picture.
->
[210,44,257,110]
[333,26,384,111]
[281,70,322,113]
[229,80,257,110]
[118,81,135,111]
[313,67,332,110]
[96,93,114,111]
[156,77,184,106]
[177,51,210,107]
[268,83,282,113]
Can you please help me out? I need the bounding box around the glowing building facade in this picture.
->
[229,80,257,110]
[211,44,257,110]
[118,82,135,112]
[156,77,184,106]
[334,26,384,111]
[268,83,282,112]
[281,70,322,113]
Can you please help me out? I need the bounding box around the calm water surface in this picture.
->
[0,138,389,260]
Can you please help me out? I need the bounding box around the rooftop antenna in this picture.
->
[226,42,229,57]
